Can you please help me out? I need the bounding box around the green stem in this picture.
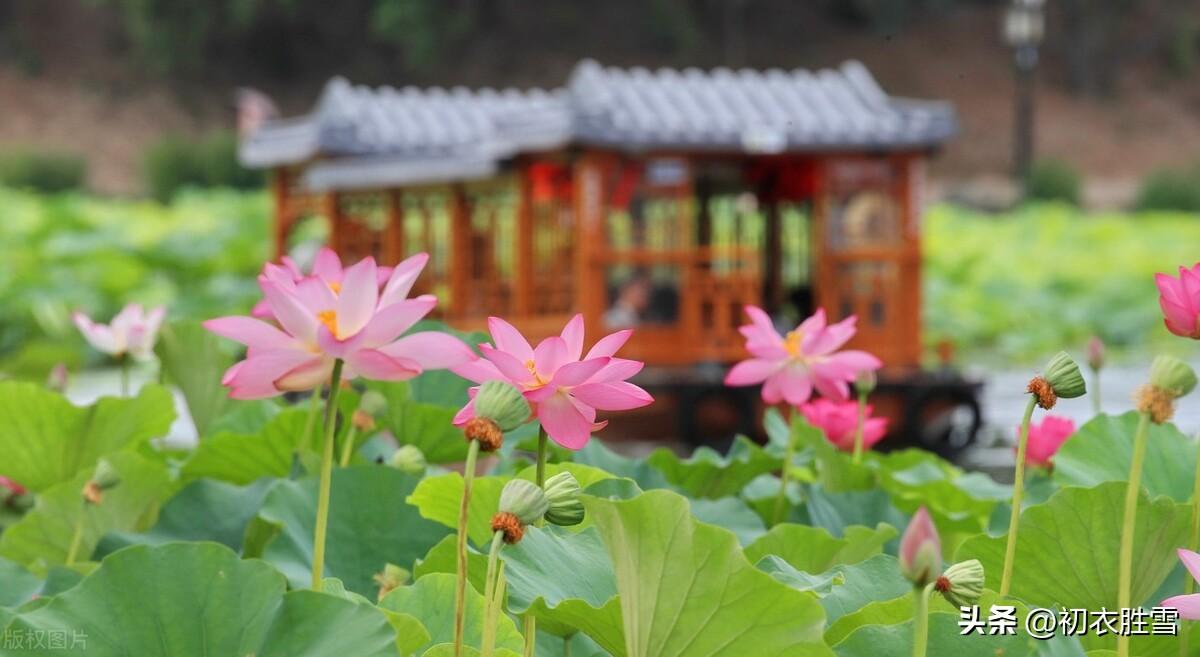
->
[1091,368,1102,416]
[1183,437,1200,657]
[119,355,130,397]
[453,438,482,657]
[563,636,572,657]
[338,425,359,468]
[310,359,344,591]
[852,390,868,464]
[912,584,933,657]
[1116,411,1152,657]
[65,505,86,566]
[999,394,1038,598]
[481,530,506,657]
[522,429,550,657]
[772,412,797,526]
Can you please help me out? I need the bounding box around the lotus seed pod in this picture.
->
[358,390,388,417]
[389,445,427,475]
[1042,351,1086,400]
[854,369,877,396]
[372,563,410,601]
[543,471,585,526]
[498,479,549,526]
[474,380,531,432]
[91,459,122,491]
[936,559,984,608]
[1148,355,1197,399]
[899,507,942,588]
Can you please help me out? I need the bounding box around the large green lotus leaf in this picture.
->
[257,465,451,596]
[802,485,909,544]
[500,525,624,651]
[321,577,433,656]
[688,497,766,545]
[955,482,1189,610]
[765,409,873,493]
[532,631,610,657]
[0,381,174,492]
[204,397,282,436]
[366,379,473,464]
[0,542,400,656]
[831,602,1035,656]
[412,534,488,592]
[574,440,672,491]
[381,572,524,656]
[1054,412,1197,502]
[743,522,896,573]
[95,478,276,557]
[0,557,41,608]
[0,451,172,572]
[407,472,510,547]
[585,489,833,657]
[154,320,233,438]
[870,448,1009,542]
[645,436,782,499]
[813,554,911,626]
[181,408,311,484]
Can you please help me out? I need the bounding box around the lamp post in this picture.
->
[1004,0,1045,186]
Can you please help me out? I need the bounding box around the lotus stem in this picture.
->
[338,424,359,468]
[773,412,798,526]
[481,530,506,657]
[119,354,130,397]
[1116,411,1152,657]
[563,636,571,657]
[912,583,933,657]
[1000,394,1038,598]
[453,437,482,657]
[852,390,868,464]
[1184,438,1200,657]
[65,504,86,566]
[1091,368,1102,416]
[522,428,550,657]
[310,359,344,591]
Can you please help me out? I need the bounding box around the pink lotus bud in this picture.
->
[899,507,942,587]
[1087,336,1105,371]
[47,363,69,393]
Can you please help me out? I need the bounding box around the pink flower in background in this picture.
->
[1018,415,1076,468]
[253,247,395,319]
[205,252,473,399]
[1156,263,1200,339]
[0,476,26,498]
[898,506,942,586]
[452,314,653,449]
[73,303,166,360]
[725,306,882,406]
[1162,549,1200,619]
[800,398,889,452]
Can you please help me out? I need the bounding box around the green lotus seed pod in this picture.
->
[474,380,531,432]
[389,445,427,475]
[543,471,585,526]
[91,459,122,491]
[1149,355,1198,399]
[358,390,388,417]
[498,479,549,526]
[937,559,984,608]
[1042,351,1086,399]
[854,369,877,396]
[373,563,410,600]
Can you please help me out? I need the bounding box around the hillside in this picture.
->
[4,2,1200,198]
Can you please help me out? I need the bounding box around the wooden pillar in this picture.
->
[514,163,535,317]
[324,191,342,254]
[383,189,404,264]
[897,153,923,368]
[449,185,471,320]
[271,168,289,258]
[573,155,606,339]
[763,198,782,316]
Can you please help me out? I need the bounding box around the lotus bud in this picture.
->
[389,445,427,475]
[543,471,585,526]
[935,559,984,608]
[899,507,942,587]
[359,390,388,417]
[372,563,410,600]
[82,459,121,506]
[1137,355,1197,423]
[1027,351,1086,409]
[0,476,27,507]
[47,363,69,393]
[854,369,877,396]
[492,479,549,543]
[1086,336,1105,372]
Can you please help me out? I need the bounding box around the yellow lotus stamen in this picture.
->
[328,281,342,294]
[317,310,339,338]
[784,330,804,358]
[524,359,549,386]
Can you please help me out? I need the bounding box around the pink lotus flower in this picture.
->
[253,247,394,319]
[725,306,882,405]
[1162,548,1200,619]
[205,252,474,399]
[1018,415,1076,468]
[1156,264,1200,339]
[451,314,653,449]
[800,398,889,452]
[73,303,166,360]
[899,506,942,586]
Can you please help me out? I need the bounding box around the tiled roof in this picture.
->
[242,59,956,189]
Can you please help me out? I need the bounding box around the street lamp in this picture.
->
[1004,0,1045,186]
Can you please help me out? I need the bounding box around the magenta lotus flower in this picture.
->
[899,506,943,587]
[73,303,166,360]
[451,314,653,449]
[1162,548,1200,619]
[725,306,882,405]
[800,398,888,452]
[1018,415,1076,468]
[205,252,474,399]
[254,247,395,319]
[1156,264,1200,339]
